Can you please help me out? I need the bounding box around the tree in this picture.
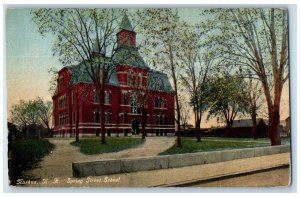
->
[36,97,53,136]
[242,73,263,139]
[10,98,43,138]
[10,100,29,133]
[32,8,123,144]
[207,74,248,137]
[137,8,184,147]
[178,23,218,142]
[177,94,190,132]
[202,8,289,145]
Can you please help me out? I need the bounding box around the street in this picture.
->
[188,167,290,187]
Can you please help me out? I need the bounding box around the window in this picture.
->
[94,110,100,123]
[157,79,163,90]
[124,112,128,123]
[105,112,110,123]
[58,95,66,109]
[130,97,138,114]
[71,91,73,105]
[127,72,132,86]
[155,115,160,125]
[130,91,138,114]
[123,92,128,105]
[155,97,159,108]
[160,115,163,125]
[105,91,110,104]
[59,114,67,126]
[94,91,99,103]
[162,99,167,108]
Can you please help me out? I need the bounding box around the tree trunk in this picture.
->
[251,106,258,139]
[226,120,233,137]
[252,116,257,140]
[195,118,201,142]
[141,106,147,140]
[99,87,106,144]
[167,43,181,147]
[75,89,79,142]
[269,108,281,146]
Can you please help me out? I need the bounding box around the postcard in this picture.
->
[6,7,291,188]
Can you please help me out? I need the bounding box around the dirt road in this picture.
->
[27,137,175,179]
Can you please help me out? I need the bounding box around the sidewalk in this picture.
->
[24,152,290,187]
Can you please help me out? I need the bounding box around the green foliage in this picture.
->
[9,139,55,185]
[159,137,268,155]
[70,137,144,155]
[207,74,248,125]
[10,98,52,133]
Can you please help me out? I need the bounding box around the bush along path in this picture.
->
[8,139,55,185]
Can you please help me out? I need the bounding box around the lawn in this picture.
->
[70,137,144,155]
[159,137,270,155]
[9,138,55,185]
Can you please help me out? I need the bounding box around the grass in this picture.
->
[9,138,55,185]
[159,137,269,155]
[70,137,144,155]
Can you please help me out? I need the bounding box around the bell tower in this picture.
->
[117,13,136,48]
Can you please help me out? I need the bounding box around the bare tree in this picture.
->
[202,8,289,145]
[32,9,123,144]
[137,8,186,147]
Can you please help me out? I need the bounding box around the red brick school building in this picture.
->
[52,14,175,137]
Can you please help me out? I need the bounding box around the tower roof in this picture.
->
[119,12,134,32]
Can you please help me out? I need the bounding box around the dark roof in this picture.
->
[113,46,148,69]
[119,13,134,32]
[65,62,173,92]
[232,119,253,128]
[232,119,286,128]
[67,61,118,86]
[148,69,173,92]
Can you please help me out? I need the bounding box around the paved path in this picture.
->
[27,137,175,179]
[24,152,290,187]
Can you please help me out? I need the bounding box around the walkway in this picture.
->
[27,137,176,180]
[25,152,290,187]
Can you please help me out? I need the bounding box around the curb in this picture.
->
[154,163,290,187]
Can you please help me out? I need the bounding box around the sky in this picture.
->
[5,8,290,127]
